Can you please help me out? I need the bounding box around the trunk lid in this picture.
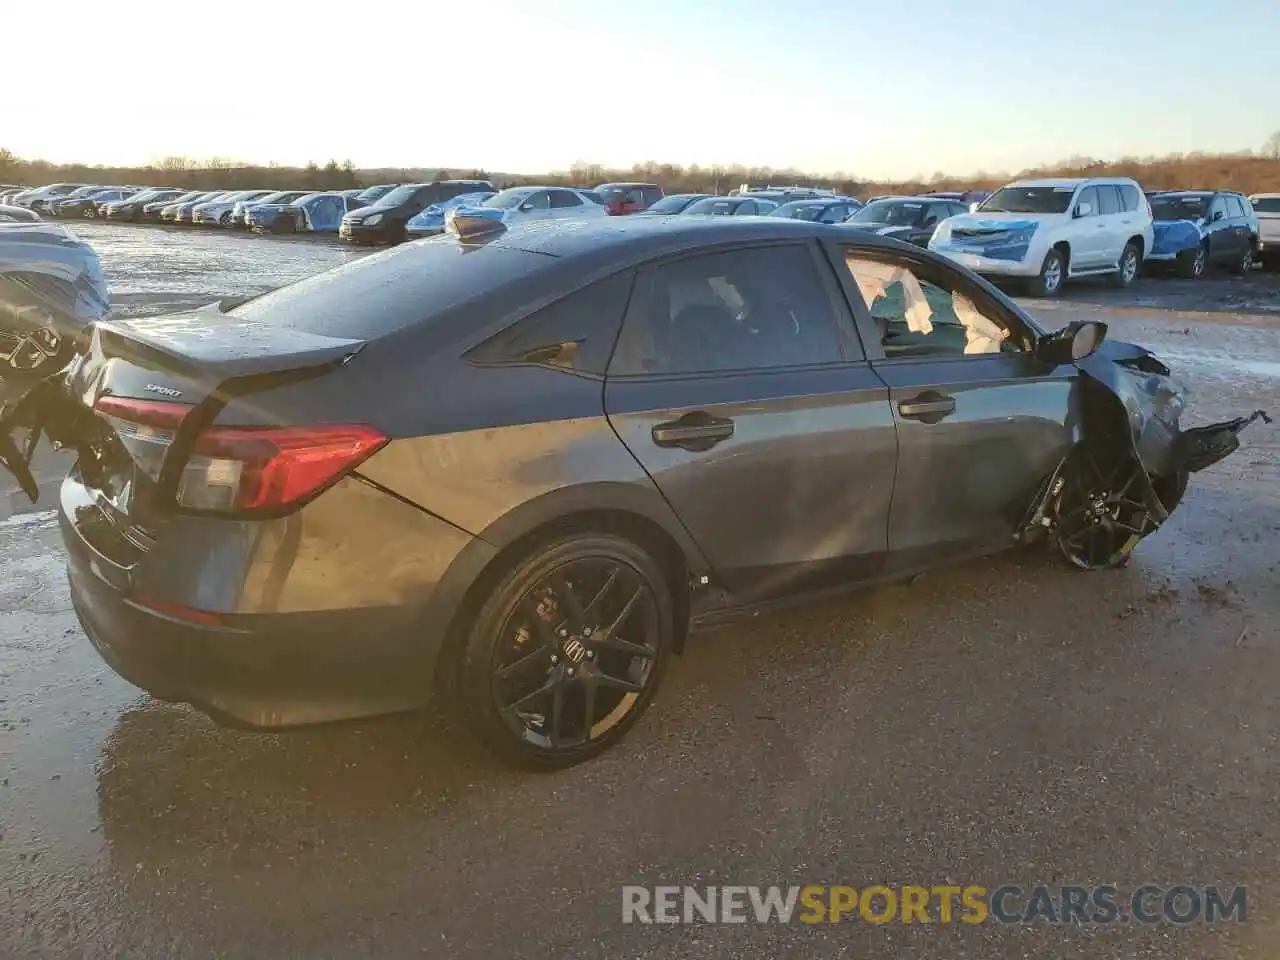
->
[55,309,366,531]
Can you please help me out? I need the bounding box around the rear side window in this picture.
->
[466,271,634,376]
[230,239,551,339]
[1118,184,1141,212]
[1097,185,1121,215]
[609,244,843,377]
[1226,196,1247,218]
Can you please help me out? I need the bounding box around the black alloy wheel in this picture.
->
[1051,449,1162,570]
[460,533,673,769]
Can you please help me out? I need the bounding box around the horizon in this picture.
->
[4,0,1277,179]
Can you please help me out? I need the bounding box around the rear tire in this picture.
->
[1111,241,1141,288]
[1026,247,1066,297]
[457,531,674,770]
[1176,242,1207,279]
[1229,244,1254,276]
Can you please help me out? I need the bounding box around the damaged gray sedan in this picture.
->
[0,216,1268,769]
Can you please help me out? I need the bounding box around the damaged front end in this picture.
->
[1019,321,1271,570]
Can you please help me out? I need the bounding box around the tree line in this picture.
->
[3,141,1280,199]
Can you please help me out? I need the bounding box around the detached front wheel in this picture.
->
[458,532,674,770]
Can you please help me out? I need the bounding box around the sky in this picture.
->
[5,0,1278,180]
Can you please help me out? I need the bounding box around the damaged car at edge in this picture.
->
[0,217,1268,770]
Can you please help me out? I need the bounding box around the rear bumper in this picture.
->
[60,473,492,729]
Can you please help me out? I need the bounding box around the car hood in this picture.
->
[0,223,111,331]
[944,213,1048,233]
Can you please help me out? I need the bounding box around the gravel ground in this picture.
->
[1,222,1278,959]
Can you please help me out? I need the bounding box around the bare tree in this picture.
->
[1264,131,1280,159]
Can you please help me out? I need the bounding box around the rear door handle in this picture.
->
[651,414,735,450]
[898,394,956,421]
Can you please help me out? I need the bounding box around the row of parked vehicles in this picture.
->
[4,176,1278,294]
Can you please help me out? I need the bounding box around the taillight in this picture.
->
[92,396,387,514]
[177,423,387,512]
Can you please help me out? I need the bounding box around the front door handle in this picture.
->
[651,413,735,451]
[898,394,956,422]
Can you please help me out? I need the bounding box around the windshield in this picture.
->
[1251,196,1280,214]
[484,189,534,210]
[980,186,1075,214]
[849,200,927,226]
[1150,195,1207,222]
[356,185,393,202]
[67,186,101,198]
[684,197,743,215]
[372,185,424,207]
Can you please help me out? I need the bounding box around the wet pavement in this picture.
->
[1,226,1279,958]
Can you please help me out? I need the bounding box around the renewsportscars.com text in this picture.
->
[621,884,1247,925]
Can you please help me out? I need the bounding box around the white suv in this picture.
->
[1249,194,1280,271]
[929,177,1154,296]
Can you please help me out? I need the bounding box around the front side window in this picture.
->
[549,189,583,208]
[1207,196,1228,222]
[1075,187,1100,216]
[609,245,843,376]
[1096,185,1121,215]
[843,253,1023,359]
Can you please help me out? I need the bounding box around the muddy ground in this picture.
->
[1,223,1279,958]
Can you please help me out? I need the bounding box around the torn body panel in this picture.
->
[1019,339,1270,568]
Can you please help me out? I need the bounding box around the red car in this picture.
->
[594,182,663,215]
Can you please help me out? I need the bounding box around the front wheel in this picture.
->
[1111,241,1141,288]
[1026,248,1066,297]
[457,532,674,770]
[0,327,75,382]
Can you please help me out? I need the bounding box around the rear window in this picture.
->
[1251,197,1280,214]
[228,238,550,339]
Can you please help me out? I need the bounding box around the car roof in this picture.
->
[596,182,659,188]
[482,213,902,268]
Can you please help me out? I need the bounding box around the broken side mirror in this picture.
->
[1035,319,1108,366]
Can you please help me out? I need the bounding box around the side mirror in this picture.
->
[1034,320,1108,365]
[519,202,534,212]
[1211,210,1224,222]
[1074,201,1093,218]
[969,201,980,213]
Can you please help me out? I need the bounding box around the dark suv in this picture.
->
[594,182,663,215]
[1146,189,1258,277]
[339,179,496,244]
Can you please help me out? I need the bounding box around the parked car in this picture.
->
[577,189,607,206]
[250,192,368,233]
[769,198,863,224]
[339,180,496,244]
[104,188,182,221]
[228,191,309,229]
[0,204,41,222]
[594,182,663,215]
[55,187,136,219]
[13,183,91,212]
[682,195,779,216]
[1250,194,1280,270]
[140,190,205,222]
[1143,190,1258,278]
[405,191,497,238]
[44,185,110,216]
[636,193,711,216]
[0,188,25,205]
[191,190,273,227]
[929,177,1154,296]
[921,189,991,205]
[844,196,968,247]
[448,187,609,231]
[171,191,234,224]
[8,215,1264,769]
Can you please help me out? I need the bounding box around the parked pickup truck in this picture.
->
[1249,194,1280,270]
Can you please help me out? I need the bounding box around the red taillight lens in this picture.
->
[178,423,388,512]
[91,396,387,514]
